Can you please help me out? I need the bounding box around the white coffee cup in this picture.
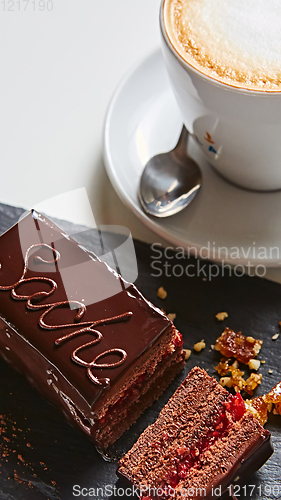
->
[160,0,281,191]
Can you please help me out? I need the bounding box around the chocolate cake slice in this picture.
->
[0,211,185,453]
[118,367,273,499]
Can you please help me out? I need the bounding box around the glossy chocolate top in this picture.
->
[0,211,171,409]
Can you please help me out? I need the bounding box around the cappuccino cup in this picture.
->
[160,0,281,191]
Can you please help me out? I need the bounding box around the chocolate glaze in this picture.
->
[0,211,172,413]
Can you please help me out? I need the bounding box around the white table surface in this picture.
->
[0,0,281,283]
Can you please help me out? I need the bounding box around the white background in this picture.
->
[0,0,162,238]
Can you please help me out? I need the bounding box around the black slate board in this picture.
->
[0,203,280,500]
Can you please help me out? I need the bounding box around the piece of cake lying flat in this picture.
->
[0,211,184,453]
[118,367,273,499]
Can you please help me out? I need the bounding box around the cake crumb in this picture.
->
[183,349,191,360]
[215,312,228,321]
[269,369,273,374]
[272,333,279,340]
[261,360,265,364]
[194,340,206,352]
[157,287,167,300]
[167,313,176,322]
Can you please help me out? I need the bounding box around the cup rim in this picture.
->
[160,0,281,95]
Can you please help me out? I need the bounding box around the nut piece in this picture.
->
[193,340,206,352]
[248,359,261,371]
[272,333,279,340]
[167,313,176,322]
[157,287,167,300]
[219,377,232,388]
[215,312,228,321]
[183,349,191,360]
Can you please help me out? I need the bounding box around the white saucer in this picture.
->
[103,49,281,267]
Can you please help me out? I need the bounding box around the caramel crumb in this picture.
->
[231,366,247,393]
[244,373,262,395]
[167,313,176,322]
[272,333,279,340]
[215,312,228,321]
[193,340,206,352]
[245,396,268,425]
[215,328,262,363]
[157,287,167,300]
[263,381,281,403]
[274,402,281,415]
[183,349,191,360]
[267,402,273,413]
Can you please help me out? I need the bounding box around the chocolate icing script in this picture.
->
[0,243,133,387]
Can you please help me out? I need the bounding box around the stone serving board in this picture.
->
[0,203,280,500]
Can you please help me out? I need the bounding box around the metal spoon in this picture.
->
[138,126,202,217]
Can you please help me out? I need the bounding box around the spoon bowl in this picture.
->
[138,126,202,217]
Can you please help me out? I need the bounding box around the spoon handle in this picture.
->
[176,125,189,148]
[174,126,190,161]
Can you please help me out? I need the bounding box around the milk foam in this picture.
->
[165,0,281,90]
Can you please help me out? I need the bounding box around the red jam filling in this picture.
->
[161,393,246,490]
[98,334,183,426]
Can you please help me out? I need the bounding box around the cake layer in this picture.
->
[95,341,185,451]
[118,367,273,498]
[0,211,184,450]
[118,367,229,479]
[175,412,272,499]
